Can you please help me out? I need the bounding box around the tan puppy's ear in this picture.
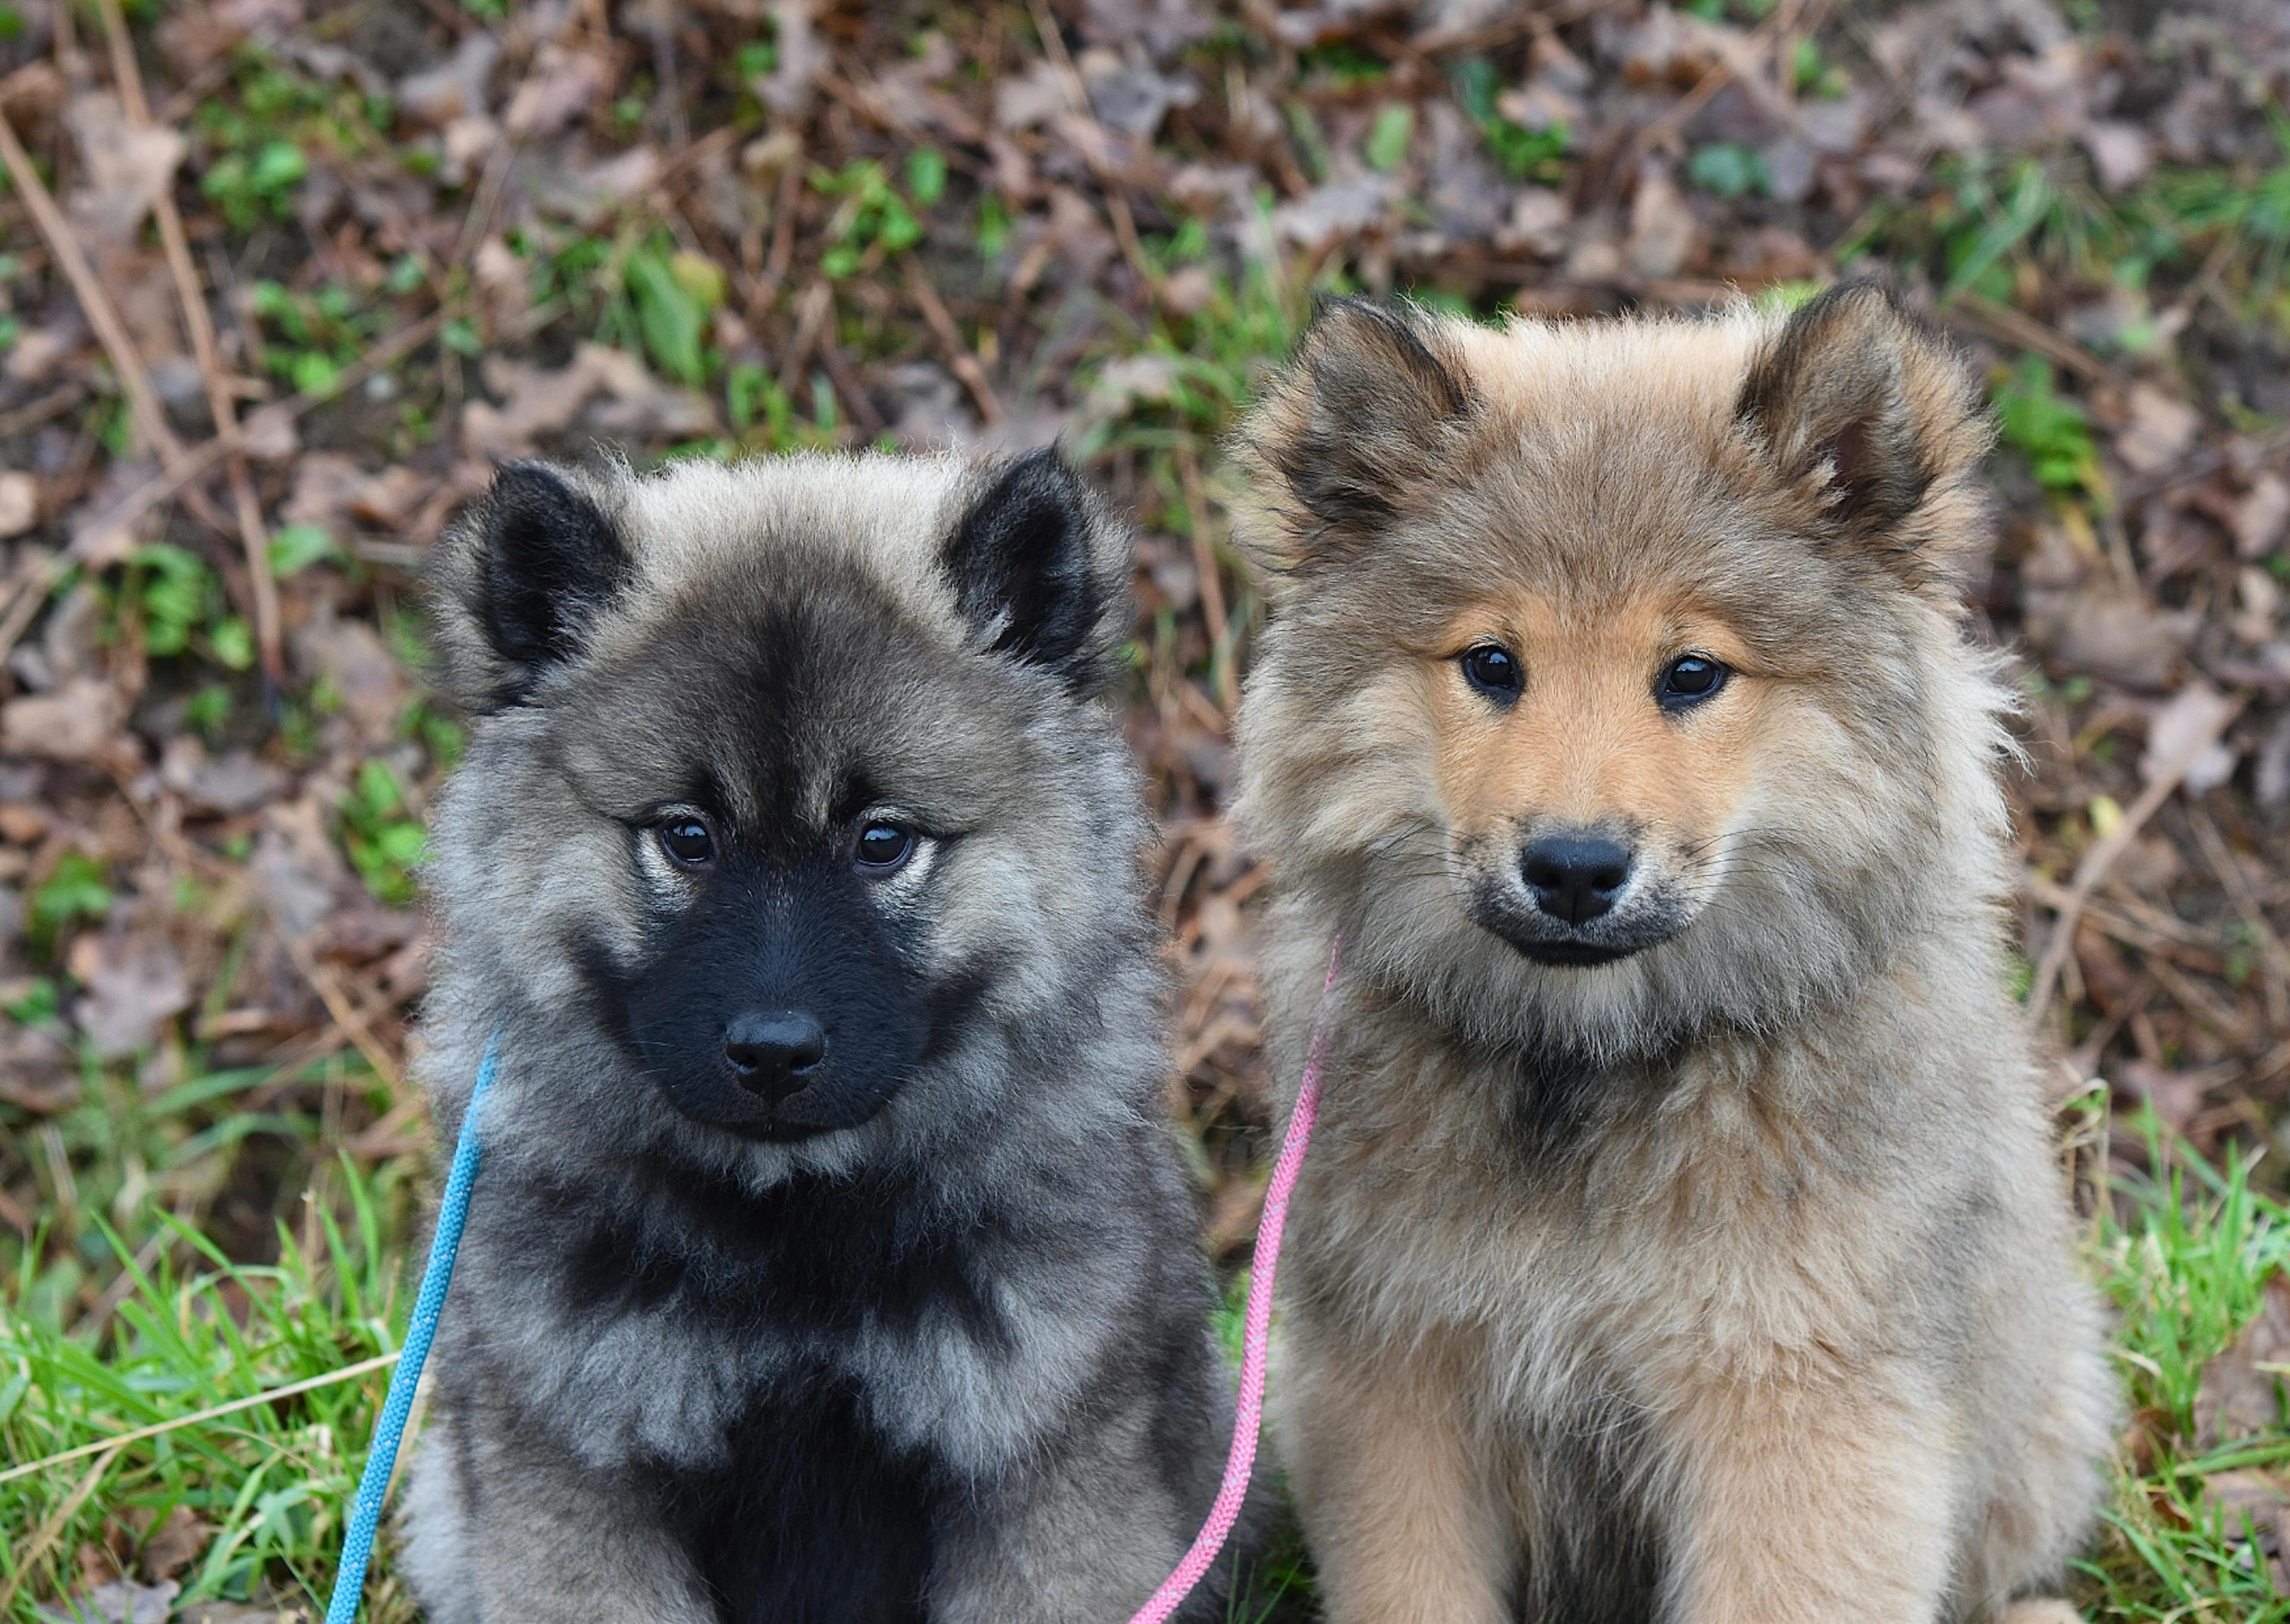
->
[1234,296,1477,578]
[1736,281,1994,588]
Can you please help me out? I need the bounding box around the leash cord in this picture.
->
[323,1038,497,1624]
[323,935,1341,1623]
[1124,934,1341,1624]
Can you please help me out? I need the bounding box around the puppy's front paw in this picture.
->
[1995,1601,2084,1624]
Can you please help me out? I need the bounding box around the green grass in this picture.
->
[5,1097,2287,1621]
[2084,1119,2290,1621]
[1,1150,421,1623]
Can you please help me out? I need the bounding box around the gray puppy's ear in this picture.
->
[1233,295,1477,575]
[940,447,1129,694]
[1736,282,1993,581]
[429,462,632,712]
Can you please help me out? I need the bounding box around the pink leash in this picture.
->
[1125,935,1342,1624]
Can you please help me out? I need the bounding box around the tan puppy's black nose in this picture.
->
[725,1010,827,1102]
[1521,834,1632,924]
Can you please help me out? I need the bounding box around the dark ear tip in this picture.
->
[1005,442,1081,484]
[1786,277,1919,340]
[1304,293,1422,346]
[942,446,1122,690]
[486,458,583,503]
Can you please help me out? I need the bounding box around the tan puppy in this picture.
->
[1230,287,2115,1624]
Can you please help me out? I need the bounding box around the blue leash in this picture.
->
[323,1037,498,1624]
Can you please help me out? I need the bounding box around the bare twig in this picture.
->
[816,341,887,438]
[0,382,87,439]
[1177,444,1232,713]
[95,0,284,681]
[0,1443,127,1615]
[2027,691,2248,1025]
[759,159,804,305]
[281,934,404,1091]
[0,109,187,471]
[0,306,454,667]
[902,253,1002,424]
[1027,0,1159,292]
[0,1354,401,1489]
[1948,292,2123,388]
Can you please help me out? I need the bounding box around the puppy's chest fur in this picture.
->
[1301,1031,1905,1386]
[1295,1037,1908,1622]
[645,1372,935,1624]
[466,1151,1025,1616]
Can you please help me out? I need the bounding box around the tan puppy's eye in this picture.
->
[1459,643,1523,703]
[1655,654,1729,713]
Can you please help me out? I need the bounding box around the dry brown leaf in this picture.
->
[2116,385,2202,474]
[156,0,301,76]
[2081,120,2153,191]
[138,1507,211,1583]
[1081,52,1197,140]
[70,934,193,1061]
[396,33,502,128]
[1,678,127,765]
[280,453,369,533]
[1627,160,1698,280]
[65,94,187,250]
[0,472,37,539]
[502,44,613,139]
[250,796,358,940]
[2025,584,2195,692]
[36,1578,179,1624]
[2143,680,2240,795]
[2196,1273,2290,1448]
[159,737,289,817]
[1272,172,1398,253]
[760,0,823,117]
[290,612,409,745]
[2233,473,2290,560]
[0,1021,78,1113]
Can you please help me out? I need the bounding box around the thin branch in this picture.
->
[0,1442,127,1616]
[1026,0,1159,292]
[95,0,284,681]
[0,306,453,667]
[1177,444,1232,714]
[0,107,197,486]
[902,253,1002,424]
[0,1352,403,1488]
[2027,692,2248,1025]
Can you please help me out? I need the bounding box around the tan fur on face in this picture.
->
[1232,289,2115,1624]
[1427,593,1765,916]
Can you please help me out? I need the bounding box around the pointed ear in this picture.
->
[1736,282,1994,585]
[1234,296,1477,575]
[940,447,1131,693]
[428,462,632,712]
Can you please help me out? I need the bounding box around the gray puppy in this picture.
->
[397,451,1243,1623]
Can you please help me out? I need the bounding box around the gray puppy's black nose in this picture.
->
[1521,834,1633,925]
[725,1010,827,1102]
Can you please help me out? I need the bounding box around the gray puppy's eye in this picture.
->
[658,818,715,867]
[854,822,915,872]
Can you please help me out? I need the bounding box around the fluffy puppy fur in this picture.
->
[399,450,1249,1623]
[1229,287,2116,1624]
